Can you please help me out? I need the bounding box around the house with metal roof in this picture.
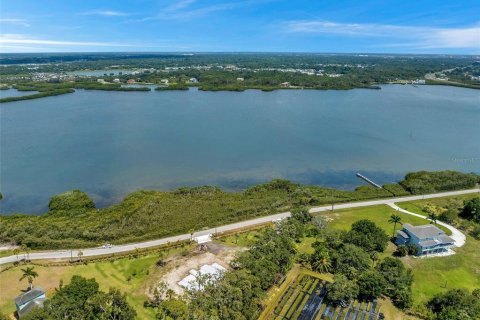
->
[395,223,455,256]
[14,287,46,319]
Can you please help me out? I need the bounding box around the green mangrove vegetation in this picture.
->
[0,171,478,250]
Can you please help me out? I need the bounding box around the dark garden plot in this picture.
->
[270,273,382,320]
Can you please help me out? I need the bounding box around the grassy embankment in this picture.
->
[0,182,405,250]
[0,171,478,250]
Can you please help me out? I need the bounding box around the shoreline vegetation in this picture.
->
[1,80,476,104]
[0,82,151,103]
[0,170,478,250]
[2,53,479,103]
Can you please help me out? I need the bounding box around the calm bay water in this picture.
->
[1,85,479,214]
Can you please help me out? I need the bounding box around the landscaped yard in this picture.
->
[394,195,480,304]
[316,204,451,236]
[314,202,480,307]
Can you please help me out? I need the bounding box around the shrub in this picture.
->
[48,190,95,212]
[461,197,480,223]
[400,171,480,194]
[407,244,419,255]
[439,209,458,224]
[395,245,408,257]
[470,225,480,240]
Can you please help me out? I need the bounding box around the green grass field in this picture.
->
[316,204,451,236]
[0,246,192,319]
[397,193,479,216]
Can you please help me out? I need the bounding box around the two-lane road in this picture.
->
[1,188,478,265]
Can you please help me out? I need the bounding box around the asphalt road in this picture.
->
[1,188,478,265]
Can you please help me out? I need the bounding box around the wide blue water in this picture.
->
[1,85,479,214]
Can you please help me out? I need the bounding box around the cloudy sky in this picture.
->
[1,0,479,53]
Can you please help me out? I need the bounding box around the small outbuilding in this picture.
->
[14,288,46,319]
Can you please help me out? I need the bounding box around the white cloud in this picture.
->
[135,0,273,22]
[167,0,197,12]
[0,34,190,52]
[0,18,30,27]
[284,20,480,49]
[81,10,129,17]
[0,34,130,47]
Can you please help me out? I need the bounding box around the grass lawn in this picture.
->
[217,227,265,247]
[0,246,192,319]
[316,204,451,236]
[403,234,480,304]
[397,193,479,217]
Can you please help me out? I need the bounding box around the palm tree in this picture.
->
[428,212,438,224]
[312,255,332,273]
[388,214,402,237]
[19,267,38,290]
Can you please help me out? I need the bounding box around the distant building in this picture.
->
[14,288,46,319]
[236,77,244,81]
[414,79,426,84]
[395,223,455,256]
[126,79,135,84]
[97,79,106,84]
[188,77,198,83]
[160,79,169,84]
[112,78,120,83]
[280,82,290,87]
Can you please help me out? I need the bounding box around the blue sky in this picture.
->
[1,0,479,53]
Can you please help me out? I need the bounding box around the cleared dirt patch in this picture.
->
[157,242,242,295]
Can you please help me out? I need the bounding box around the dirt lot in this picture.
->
[157,242,243,295]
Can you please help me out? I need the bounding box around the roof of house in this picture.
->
[438,235,455,244]
[403,223,445,239]
[418,233,455,248]
[18,298,45,318]
[14,288,45,306]
[396,230,410,239]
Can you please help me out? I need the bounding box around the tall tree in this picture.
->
[19,267,39,290]
[388,214,402,237]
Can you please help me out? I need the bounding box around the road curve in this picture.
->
[386,203,466,247]
[1,188,478,265]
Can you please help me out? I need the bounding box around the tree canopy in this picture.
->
[343,219,389,252]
